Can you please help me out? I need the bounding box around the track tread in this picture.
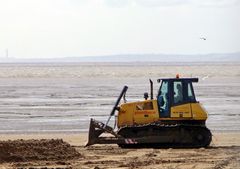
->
[117,122,212,148]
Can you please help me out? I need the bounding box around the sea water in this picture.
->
[0,62,239,133]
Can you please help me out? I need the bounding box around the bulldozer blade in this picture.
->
[85,119,104,146]
[85,119,178,147]
[85,118,122,147]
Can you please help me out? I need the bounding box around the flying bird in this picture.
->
[200,37,207,40]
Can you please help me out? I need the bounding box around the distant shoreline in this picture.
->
[0,61,240,66]
[0,52,239,63]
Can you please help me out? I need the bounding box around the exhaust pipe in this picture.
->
[149,79,153,100]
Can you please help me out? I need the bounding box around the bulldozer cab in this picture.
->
[157,78,198,118]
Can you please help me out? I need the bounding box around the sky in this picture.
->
[0,0,240,58]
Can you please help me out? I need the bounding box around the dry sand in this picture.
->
[0,132,239,169]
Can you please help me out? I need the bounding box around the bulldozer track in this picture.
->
[117,122,212,148]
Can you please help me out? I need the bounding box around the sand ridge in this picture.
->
[0,139,82,163]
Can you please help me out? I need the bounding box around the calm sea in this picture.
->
[0,62,239,133]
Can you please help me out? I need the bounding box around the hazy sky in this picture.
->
[0,0,240,58]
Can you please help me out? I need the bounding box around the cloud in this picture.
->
[103,0,131,8]
[136,0,190,7]
[1,0,239,58]
[192,0,240,7]
[102,0,240,8]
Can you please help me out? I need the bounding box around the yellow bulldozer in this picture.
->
[86,76,212,148]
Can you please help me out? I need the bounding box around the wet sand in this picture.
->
[0,132,240,169]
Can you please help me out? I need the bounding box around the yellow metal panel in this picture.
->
[171,104,192,118]
[117,100,159,127]
[191,103,208,120]
[133,110,159,124]
[117,103,135,127]
[133,100,159,124]
[118,100,208,127]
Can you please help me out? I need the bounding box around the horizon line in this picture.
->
[0,51,240,60]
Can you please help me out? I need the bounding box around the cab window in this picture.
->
[159,81,168,96]
[173,81,183,104]
[158,81,169,117]
[158,81,168,110]
[187,82,196,102]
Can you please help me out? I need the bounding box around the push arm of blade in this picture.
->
[104,86,128,128]
[110,86,128,116]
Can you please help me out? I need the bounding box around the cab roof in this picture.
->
[157,78,198,83]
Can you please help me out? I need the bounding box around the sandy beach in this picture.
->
[0,132,239,169]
